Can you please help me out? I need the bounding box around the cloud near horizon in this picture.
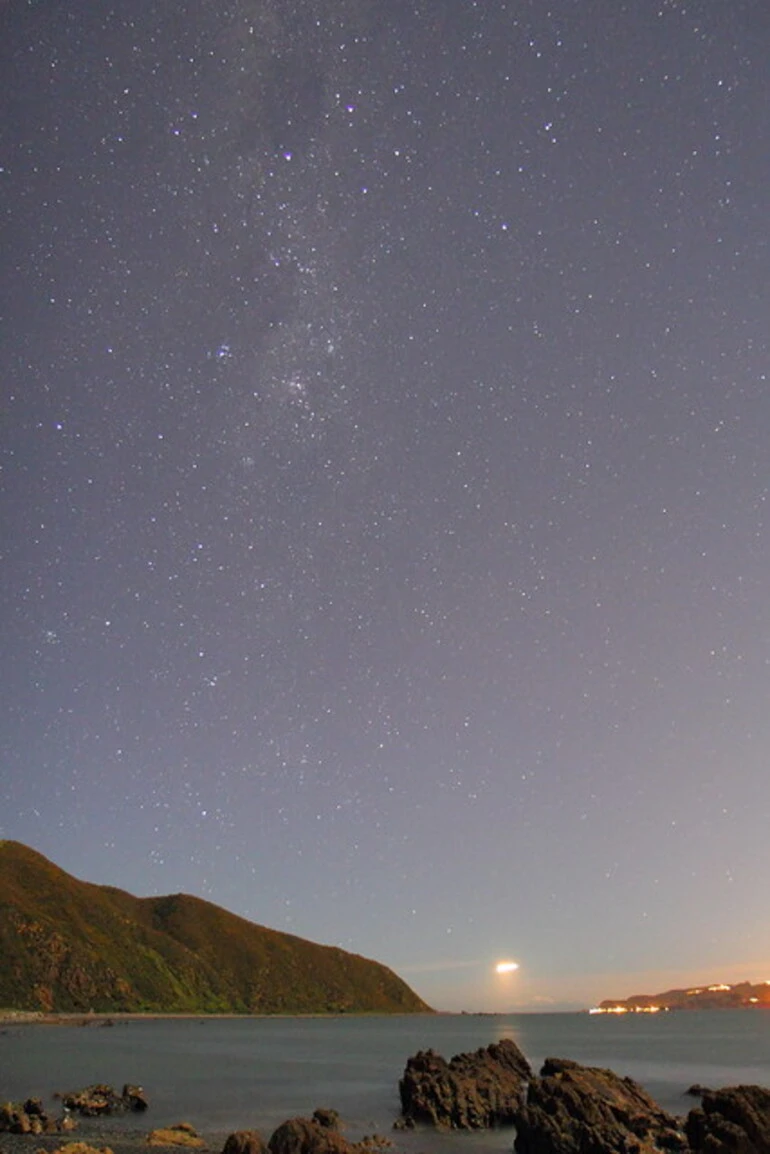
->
[396,958,488,975]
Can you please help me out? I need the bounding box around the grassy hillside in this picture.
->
[0,841,432,1015]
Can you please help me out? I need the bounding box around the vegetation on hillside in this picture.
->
[0,841,432,1015]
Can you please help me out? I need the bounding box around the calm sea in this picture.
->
[2,1013,769,1152]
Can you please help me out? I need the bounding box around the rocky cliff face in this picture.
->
[0,840,432,1015]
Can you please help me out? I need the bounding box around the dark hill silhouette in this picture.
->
[0,840,432,1015]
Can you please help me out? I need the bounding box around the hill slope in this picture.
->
[0,841,432,1015]
[596,981,770,1013]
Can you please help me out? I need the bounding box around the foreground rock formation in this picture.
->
[685,1085,770,1153]
[396,1041,770,1152]
[513,1057,687,1153]
[397,1038,533,1129]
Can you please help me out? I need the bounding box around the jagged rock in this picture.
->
[0,1102,32,1133]
[312,1110,341,1130]
[122,1084,149,1111]
[0,1097,82,1135]
[62,1085,119,1116]
[61,1083,148,1115]
[397,1038,532,1130]
[222,1131,268,1154]
[685,1085,770,1153]
[268,1117,352,1154]
[147,1122,206,1148]
[514,1057,688,1154]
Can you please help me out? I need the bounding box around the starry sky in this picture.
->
[1,0,769,1013]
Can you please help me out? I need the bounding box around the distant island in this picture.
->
[0,840,432,1016]
[590,981,770,1014]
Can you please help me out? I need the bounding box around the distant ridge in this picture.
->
[0,841,433,1015]
[591,981,770,1014]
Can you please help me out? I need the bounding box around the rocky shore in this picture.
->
[3,1041,770,1154]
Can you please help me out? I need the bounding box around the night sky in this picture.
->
[2,1,769,1012]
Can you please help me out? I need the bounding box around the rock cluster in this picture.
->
[60,1083,149,1115]
[0,1097,76,1135]
[397,1038,533,1129]
[395,1043,770,1153]
[685,1085,770,1153]
[223,1109,391,1154]
[513,1057,687,1153]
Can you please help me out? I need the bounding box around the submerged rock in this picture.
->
[685,1084,770,1153]
[397,1038,533,1129]
[514,1057,687,1154]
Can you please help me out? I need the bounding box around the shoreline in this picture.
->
[0,1010,441,1029]
[0,1129,238,1154]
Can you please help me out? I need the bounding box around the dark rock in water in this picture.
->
[61,1083,148,1115]
[685,1085,770,1153]
[514,1057,687,1154]
[0,1099,76,1135]
[0,1098,77,1135]
[397,1038,533,1130]
[0,1103,31,1134]
[268,1116,352,1154]
[121,1083,149,1111]
[312,1109,341,1131]
[222,1130,269,1154]
[686,1085,708,1098]
[62,1084,119,1116]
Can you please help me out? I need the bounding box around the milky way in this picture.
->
[1,1,768,1010]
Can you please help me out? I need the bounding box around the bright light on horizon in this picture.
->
[495,961,519,974]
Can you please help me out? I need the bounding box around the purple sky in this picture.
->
[2,0,768,1011]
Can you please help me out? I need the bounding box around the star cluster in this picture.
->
[1,0,768,1009]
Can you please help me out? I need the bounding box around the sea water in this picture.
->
[2,1012,769,1152]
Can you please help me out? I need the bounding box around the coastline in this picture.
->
[0,1129,237,1154]
[1,1011,437,1028]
